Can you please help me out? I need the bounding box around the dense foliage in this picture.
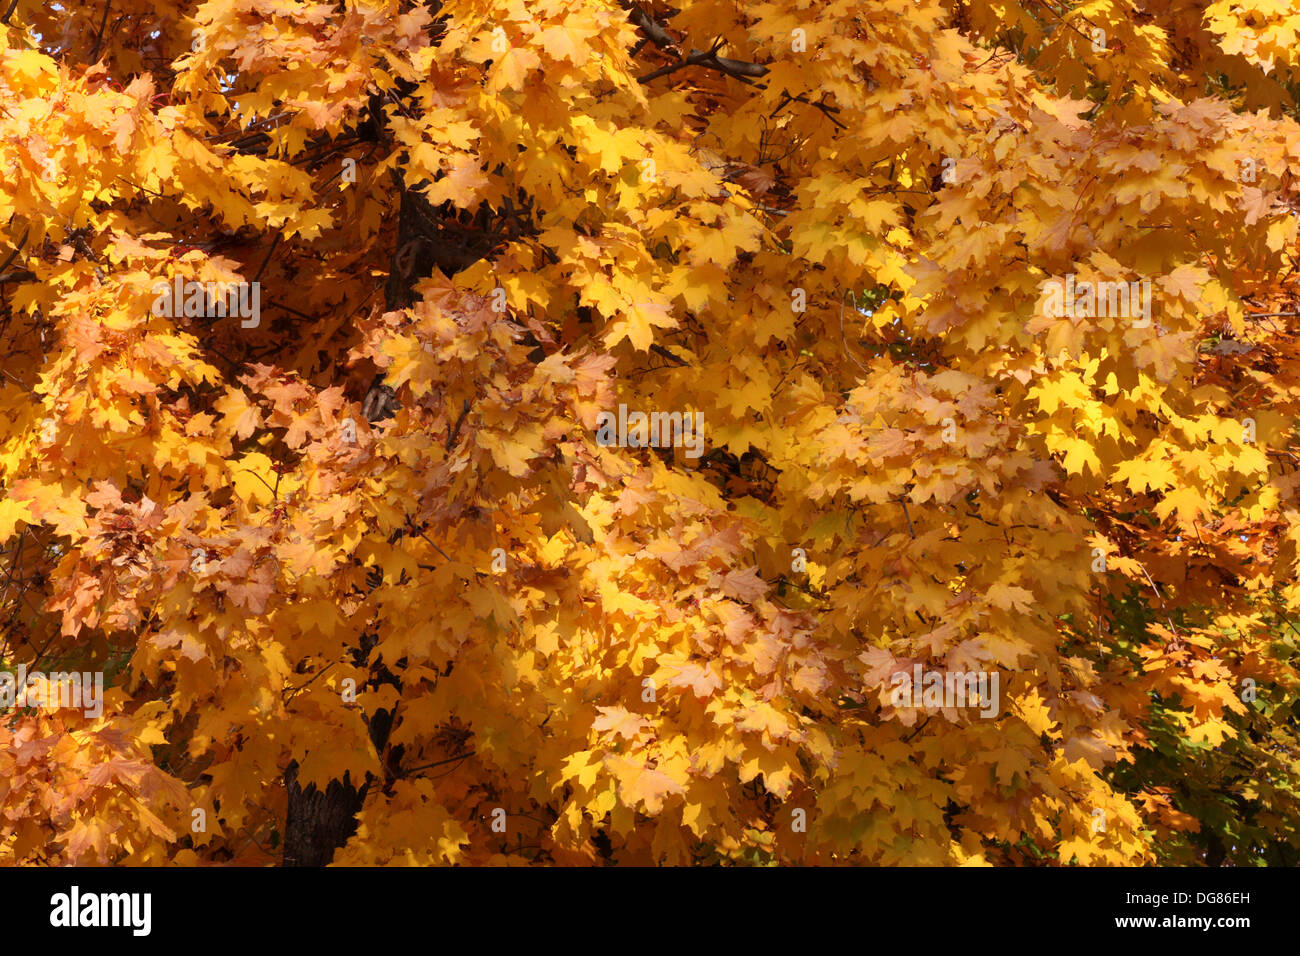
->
[2,0,1299,865]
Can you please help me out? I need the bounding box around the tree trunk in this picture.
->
[281,764,367,866]
[281,94,490,864]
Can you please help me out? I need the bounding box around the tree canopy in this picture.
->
[1,0,1299,866]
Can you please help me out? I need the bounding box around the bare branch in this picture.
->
[628,5,678,53]
[637,42,769,84]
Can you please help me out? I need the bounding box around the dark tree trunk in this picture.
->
[281,765,367,866]
[281,88,494,866]
[282,628,403,865]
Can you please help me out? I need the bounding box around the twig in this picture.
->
[445,398,471,451]
[402,751,475,776]
[89,1,111,62]
[114,175,166,198]
[839,290,871,373]
[1136,559,1177,633]
[265,299,313,320]
[769,90,848,131]
[1191,520,1209,552]
[282,662,338,702]
[649,342,688,366]
[253,233,280,283]
[0,229,29,275]
[902,715,932,743]
[413,527,452,563]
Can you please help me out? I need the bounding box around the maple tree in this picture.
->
[2,0,1299,867]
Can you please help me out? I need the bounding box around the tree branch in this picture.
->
[89,1,111,62]
[401,751,475,776]
[628,5,679,54]
[650,342,689,366]
[445,398,471,451]
[637,40,769,84]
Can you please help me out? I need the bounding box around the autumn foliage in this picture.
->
[2,0,1300,866]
